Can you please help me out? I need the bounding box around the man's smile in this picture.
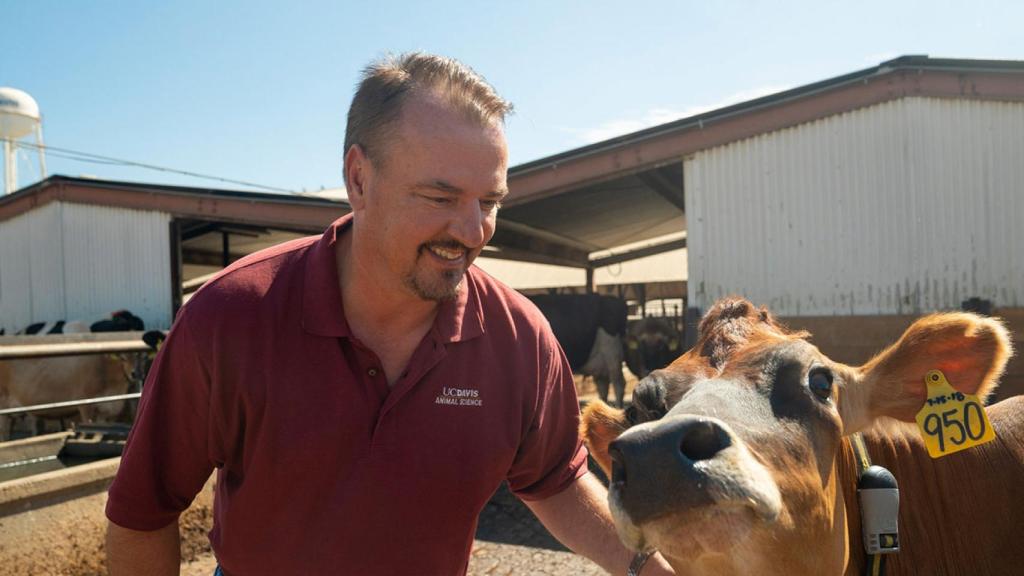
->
[424,243,468,263]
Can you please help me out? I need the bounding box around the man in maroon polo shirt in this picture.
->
[105,53,674,575]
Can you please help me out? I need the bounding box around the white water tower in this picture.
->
[0,87,47,195]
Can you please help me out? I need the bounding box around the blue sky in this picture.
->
[3,0,1022,194]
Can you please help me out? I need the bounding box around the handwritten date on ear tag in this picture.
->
[915,370,996,459]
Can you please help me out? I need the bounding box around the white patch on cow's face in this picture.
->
[607,417,782,559]
[608,487,648,551]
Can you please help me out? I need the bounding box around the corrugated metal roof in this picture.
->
[7,175,349,209]
[500,55,1024,268]
[509,56,1024,178]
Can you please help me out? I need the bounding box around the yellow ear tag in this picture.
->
[627,340,639,350]
[914,369,996,458]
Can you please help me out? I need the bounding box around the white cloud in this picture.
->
[571,85,792,145]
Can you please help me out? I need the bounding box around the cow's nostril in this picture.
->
[679,420,728,462]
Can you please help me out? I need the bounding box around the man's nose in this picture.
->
[448,201,488,248]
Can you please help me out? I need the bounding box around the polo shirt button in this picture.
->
[367,368,378,377]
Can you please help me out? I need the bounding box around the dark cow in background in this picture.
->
[583,297,1023,575]
[528,294,629,407]
[624,317,682,379]
[0,310,147,440]
[0,309,144,336]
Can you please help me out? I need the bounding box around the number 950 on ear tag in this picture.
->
[915,370,996,458]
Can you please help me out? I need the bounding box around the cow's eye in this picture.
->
[808,368,834,402]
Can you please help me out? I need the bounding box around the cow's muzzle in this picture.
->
[607,415,781,531]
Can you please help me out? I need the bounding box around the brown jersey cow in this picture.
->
[583,297,1023,576]
[0,312,148,439]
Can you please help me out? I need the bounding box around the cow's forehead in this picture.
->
[667,340,825,406]
[692,298,808,370]
[724,339,823,379]
[688,295,806,373]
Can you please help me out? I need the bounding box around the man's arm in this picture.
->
[106,519,181,576]
[524,472,674,575]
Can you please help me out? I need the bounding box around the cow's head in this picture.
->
[582,297,1012,575]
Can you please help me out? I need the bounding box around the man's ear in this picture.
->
[343,144,372,210]
[581,401,629,478]
[846,313,1012,429]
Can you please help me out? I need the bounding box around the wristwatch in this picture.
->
[627,551,654,576]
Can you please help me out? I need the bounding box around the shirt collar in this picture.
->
[301,214,485,343]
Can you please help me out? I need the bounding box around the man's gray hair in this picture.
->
[343,52,513,167]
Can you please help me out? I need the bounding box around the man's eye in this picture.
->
[481,200,501,211]
[425,196,451,205]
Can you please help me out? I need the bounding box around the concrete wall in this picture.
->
[0,458,213,575]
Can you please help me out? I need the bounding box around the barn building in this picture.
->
[500,55,1024,397]
[1,55,1021,395]
[0,178,348,332]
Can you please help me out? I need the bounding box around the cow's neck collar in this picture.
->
[841,432,902,576]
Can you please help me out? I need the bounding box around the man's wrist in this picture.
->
[627,550,654,576]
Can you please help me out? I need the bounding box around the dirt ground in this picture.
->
[574,368,640,405]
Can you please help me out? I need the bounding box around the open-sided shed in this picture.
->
[500,55,1024,397]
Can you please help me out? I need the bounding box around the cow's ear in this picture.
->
[581,401,629,478]
[845,313,1012,430]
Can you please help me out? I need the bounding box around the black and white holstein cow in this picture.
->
[528,294,629,407]
[625,317,683,379]
[0,310,146,440]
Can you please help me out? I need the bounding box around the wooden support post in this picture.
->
[222,232,231,268]
[169,220,183,319]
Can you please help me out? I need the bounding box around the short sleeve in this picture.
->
[105,308,216,530]
[506,328,589,501]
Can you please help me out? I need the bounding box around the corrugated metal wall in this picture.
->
[0,203,62,330]
[686,97,1024,316]
[61,203,172,329]
[0,202,172,331]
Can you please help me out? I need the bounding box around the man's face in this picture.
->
[350,92,509,301]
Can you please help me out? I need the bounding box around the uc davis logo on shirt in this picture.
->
[435,387,483,407]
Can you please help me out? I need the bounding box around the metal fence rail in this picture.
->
[0,393,143,417]
[0,332,160,418]
[0,340,153,361]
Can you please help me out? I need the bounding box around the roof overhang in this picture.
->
[506,56,1024,206]
[0,176,348,233]
[492,56,1024,272]
[0,176,621,269]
